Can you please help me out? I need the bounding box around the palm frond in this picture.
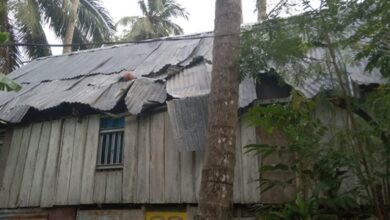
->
[37,0,69,38]
[38,0,114,46]
[78,0,115,39]
[160,0,188,20]
[13,0,51,58]
[0,3,21,73]
[138,0,148,16]
[115,16,138,28]
[117,0,187,41]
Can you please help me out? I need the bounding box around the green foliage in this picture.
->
[346,0,390,75]
[0,32,8,44]
[0,73,21,91]
[0,32,21,92]
[116,0,188,41]
[244,95,369,219]
[241,0,390,218]
[1,0,114,71]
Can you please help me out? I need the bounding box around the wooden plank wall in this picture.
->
[0,111,260,208]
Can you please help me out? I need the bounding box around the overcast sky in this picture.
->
[102,0,260,34]
[48,0,280,55]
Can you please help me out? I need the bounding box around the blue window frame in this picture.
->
[97,117,125,169]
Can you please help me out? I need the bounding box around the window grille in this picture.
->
[97,117,124,169]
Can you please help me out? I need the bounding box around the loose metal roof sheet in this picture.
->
[167,61,257,108]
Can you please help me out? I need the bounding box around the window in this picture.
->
[97,117,125,169]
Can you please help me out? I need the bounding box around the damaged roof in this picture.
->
[0,32,386,124]
[0,33,255,123]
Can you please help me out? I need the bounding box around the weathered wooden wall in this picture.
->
[0,111,260,208]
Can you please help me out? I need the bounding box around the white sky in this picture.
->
[48,0,284,55]
[103,0,260,34]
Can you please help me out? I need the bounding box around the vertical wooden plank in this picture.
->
[93,171,106,204]
[135,115,150,203]
[68,117,88,204]
[105,170,122,203]
[41,119,63,207]
[80,115,100,204]
[180,150,195,203]
[8,124,33,207]
[0,128,13,189]
[105,171,114,203]
[164,112,181,203]
[233,122,243,203]
[18,123,43,207]
[195,148,204,202]
[0,126,23,208]
[55,118,77,205]
[240,121,260,203]
[115,170,123,203]
[122,116,139,203]
[149,112,165,203]
[29,121,52,206]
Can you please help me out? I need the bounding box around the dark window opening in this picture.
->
[256,73,292,101]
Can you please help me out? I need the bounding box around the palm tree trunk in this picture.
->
[196,0,241,220]
[0,0,12,73]
[257,0,267,22]
[63,0,80,54]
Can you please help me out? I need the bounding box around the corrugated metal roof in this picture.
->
[167,61,257,108]
[125,78,167,115]
[0,31,385,123]
[9,34,213,84]
[0,73,132,123]
[276,47,386,98]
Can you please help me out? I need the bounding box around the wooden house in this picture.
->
[0,33,384,220]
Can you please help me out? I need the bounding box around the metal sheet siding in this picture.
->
[167,62,257,108]
[167,95,208,151]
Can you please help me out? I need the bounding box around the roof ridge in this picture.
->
[29,32,215,63]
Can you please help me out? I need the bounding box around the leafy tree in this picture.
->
[241,0,390,219]
[116,0,188,41]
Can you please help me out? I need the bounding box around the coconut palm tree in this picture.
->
[0,0,114,73]
[117,0,188,41]
[257,0,267,22]
[1,0,22,74]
